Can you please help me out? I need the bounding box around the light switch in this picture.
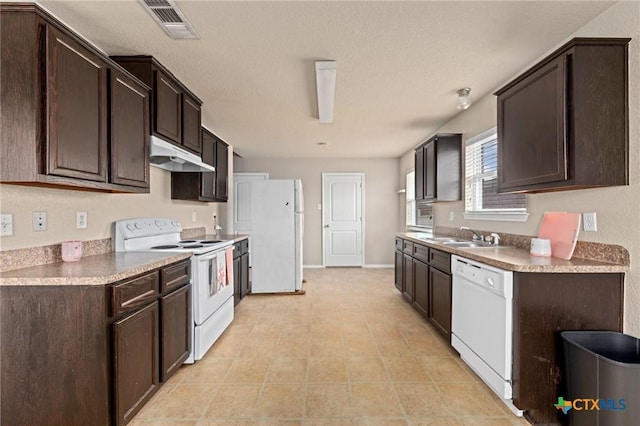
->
[317,203,322,210]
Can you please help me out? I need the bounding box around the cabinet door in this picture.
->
[110,69,150,188]
[181,95,201,154]
[497,55,567,191]
[240,253,250,298]
[414,148,424,200]
[413,258,429,318]
[233,255,241,306]
[215,139,229,201]
[113,301,159,426]
[160,284,191,382]
[402,254,414,302]
[424,141,436,199]
[199,129,216,200]
[154,70,181,143]
[429,267,451,338]
[45,25,108,182]
[394,250,403,292]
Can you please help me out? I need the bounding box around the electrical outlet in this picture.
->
[1,214,13,236]
[32,211,47,231]
[192,212,197,222]
[583,212,597,232]
[76,211,88,229]
[449,211,455,221]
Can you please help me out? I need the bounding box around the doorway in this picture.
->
[322,173,364,267]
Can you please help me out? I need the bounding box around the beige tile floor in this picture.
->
[132,267,530,425]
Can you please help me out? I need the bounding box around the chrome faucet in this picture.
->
[460,226,484,241]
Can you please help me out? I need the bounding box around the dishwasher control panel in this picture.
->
[451,255,513,298]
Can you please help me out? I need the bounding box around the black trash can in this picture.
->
[561,331,640,426]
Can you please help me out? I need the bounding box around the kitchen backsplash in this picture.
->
[0,227,210,273]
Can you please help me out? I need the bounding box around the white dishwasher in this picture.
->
[450,255,523,417]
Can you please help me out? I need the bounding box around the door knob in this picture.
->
[324,224,330,228]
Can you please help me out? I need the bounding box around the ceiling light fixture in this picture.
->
[456,87,473,110]
[315,61,337,124]
[139,0,199,39]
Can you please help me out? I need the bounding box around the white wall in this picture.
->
[0,166,222,250]
[399,1,640,336]
[241,158,401,266]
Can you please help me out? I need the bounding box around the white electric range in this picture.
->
[114,218,234,363]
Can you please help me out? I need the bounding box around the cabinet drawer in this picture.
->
[403,240,414,255]
[112,272,159,317]
[233,242,242,259]
[240,239,249,254]
[412,243,429,263]
[428,248,451,274]
[395,238,403,251]
[161,260,190,294]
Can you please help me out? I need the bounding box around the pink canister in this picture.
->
[61,240,83,262]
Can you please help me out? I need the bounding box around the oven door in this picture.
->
[193,248,233,325]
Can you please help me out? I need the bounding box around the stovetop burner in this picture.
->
[182,244,204,249]
[200,240,223,244]
[150,245,181,250]
[180,240,197,243]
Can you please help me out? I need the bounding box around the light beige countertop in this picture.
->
[195,234,249,243]
[0,252,192,286]
[398,232,629,273]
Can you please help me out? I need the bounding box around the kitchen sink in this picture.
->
[441,241,494,248]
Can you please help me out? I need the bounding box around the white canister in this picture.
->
[530,238,551,257]
[61,240,83,262]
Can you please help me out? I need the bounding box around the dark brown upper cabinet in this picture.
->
[112,56,203,155]
[171,127,229,202]
[215,137,229,201]
[414,133,462,201]
[110,69,151,188]
[182,95,202,153]
[0,4,150,193]
[495,38,630,193]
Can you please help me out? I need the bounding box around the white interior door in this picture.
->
[322,173,364,267]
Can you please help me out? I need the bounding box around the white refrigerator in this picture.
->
[249,179,303,293]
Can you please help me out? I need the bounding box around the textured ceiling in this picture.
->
[36,0,614,159]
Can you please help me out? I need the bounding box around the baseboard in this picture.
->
[364,264,394,268]
[303,265,325,269]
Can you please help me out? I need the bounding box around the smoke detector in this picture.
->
[139,0,199,39]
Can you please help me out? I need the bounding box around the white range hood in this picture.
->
[149,136,215,173]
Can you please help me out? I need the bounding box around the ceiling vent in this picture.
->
[138,0,199,39]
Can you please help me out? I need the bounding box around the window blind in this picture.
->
[465,130,526,212]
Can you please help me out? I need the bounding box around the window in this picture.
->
[406,170,416,227]
[464,127,528,222]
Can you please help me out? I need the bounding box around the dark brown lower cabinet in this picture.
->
[114,301,160,425]
[233,238,251,305]
[429,267,452,338]
[394,250,403,292]
[512,272,624,425]
[160,284,191,382]
[0,259,191,426]
[0,285,110,426]
[412,258,429,317]
[240,250,250,297]
[402,254,414,302]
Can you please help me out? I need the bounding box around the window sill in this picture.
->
[463,211,530,222]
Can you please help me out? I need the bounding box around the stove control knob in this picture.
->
[134,222,143,230]
[172,221,179,228]
[155,220,162,228]
[126,224,135,231]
